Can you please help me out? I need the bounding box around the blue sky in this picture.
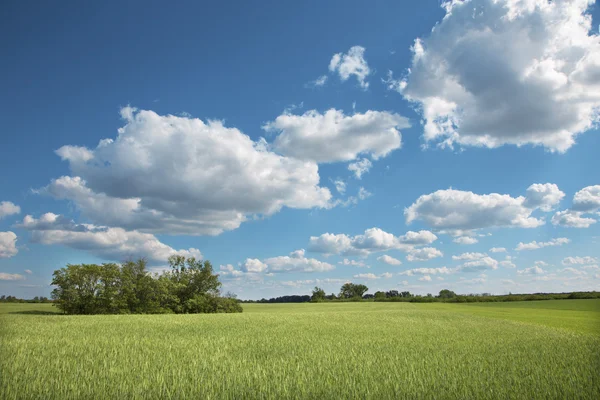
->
[1,0,600,299]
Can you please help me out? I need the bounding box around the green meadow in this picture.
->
[1,300,599,399]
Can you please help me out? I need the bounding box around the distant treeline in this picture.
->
[241,284,600,304]
[0,295,53,303]
[50,257,242,314]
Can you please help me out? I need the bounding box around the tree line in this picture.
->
[50,256,242,314]
[0,295,52,303]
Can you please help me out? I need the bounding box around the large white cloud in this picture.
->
[19,213,201,264]
[308,228,437,256]
[264,109,409,163]
[0,232,18,258]
[553,185,599,228]
[405,247,443,262]
[515,237,570,251]
[389,0,600,151]
[329,46,371,89]
[0,202,20,220]
[405,184,563,233]
[50,108,332,236]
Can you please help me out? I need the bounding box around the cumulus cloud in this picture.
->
[264,109,409,163]
[242,258,268,273]
[0,232,18,258]
[377,255,402,266]
[452,252,488,261]
[489,247,506,253]
[263,249,334,273]
[0,273,25,281]
[308,228,437,256]
[339,259,368,268]
[0,202,20,219]
[553,186,600,228]
[560,267,587,276]
[518,266,546,275]
[49,108,332,236]
[562,256,598,266]
[400,266,451,276]
[515,238,570,251]
[456,256,499,273]
[348,158,372,179]
[19,213,201,264]
[306,75,328,88]
[406,247,443,262]
[405,184,561,233]
[419,275,432,282]
[333,179,346,195]
[453,236,478,245]
[551,210,596,228]
[391,0,600,152]
[329,46,371,89]
[24,269,32,274]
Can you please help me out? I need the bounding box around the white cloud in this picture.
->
[405,184,560,232]
[380,272,393,279]
[551,210,596,228]
[0,202,20,219]
[453,236,478,245]
[0,273,25,281]
[377,255,402,266]
[353,273,379,280]
[358,187,372,200]
[339,258,368,268]
[264,109,409,163]
[392,0,600,152]
[329,46,371,89]
[499,260,516,269]
[452,252,488,261]
[0,232,18,258]
[572,185,600,212]
[400,266,451,276]
[348,158,372,179]
[219,264,245,277]
[24,269,32,274]
[553,185,600,228]
[560,267,587,276]
[518,266,546,275]
[307,75,328,88]
[515,238,570,251]
[333,179,346,195]
[456,256,499,272]
[50,108,332,236]
[406,247,443,262]
[19,213,201,264]
[523,184,565,212]
[419,275,432,282]
[489,247,506,253]
[242,258,268,273]
[562,256,598,266]
[263,249,334,273]
[308,228,437,256]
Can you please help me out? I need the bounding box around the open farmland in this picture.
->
[1,300,599,399]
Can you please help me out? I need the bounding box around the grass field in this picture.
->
[1,300,599,399]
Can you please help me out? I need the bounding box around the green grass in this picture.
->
[1,300,599,399]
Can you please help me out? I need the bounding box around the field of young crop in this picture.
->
[1,300,599,399]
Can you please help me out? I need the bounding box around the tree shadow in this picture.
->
[9,310,61,315]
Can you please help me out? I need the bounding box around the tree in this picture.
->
[374,291,387,300]
[339,283,369,299]
[311,286,326,302]
[438,289,457,299]
[386,290,399,298]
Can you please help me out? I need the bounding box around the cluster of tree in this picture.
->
[0,295,52,303]
[50,256,242,314]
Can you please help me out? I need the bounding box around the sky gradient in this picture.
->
[1,0,600,299]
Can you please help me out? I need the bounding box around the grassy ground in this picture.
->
[1,300,599,399]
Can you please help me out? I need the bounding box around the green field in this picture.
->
[1,300,599,399]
